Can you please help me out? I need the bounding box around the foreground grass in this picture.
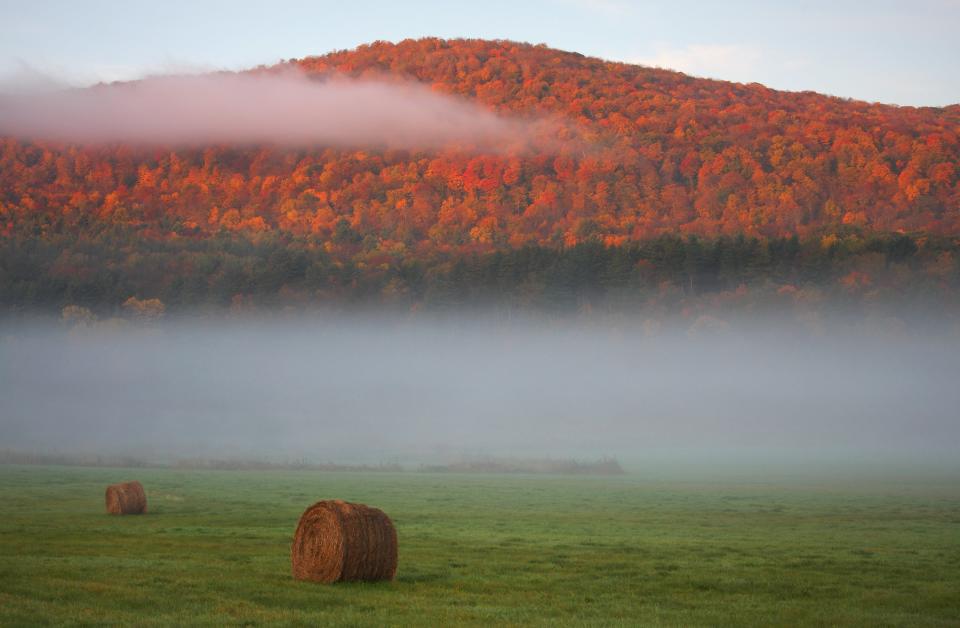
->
[0,466,958,626]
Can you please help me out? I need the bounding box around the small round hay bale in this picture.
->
[105,481,147,515]
[291,500,397,583]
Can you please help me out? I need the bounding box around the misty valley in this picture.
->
[2,315,958,469]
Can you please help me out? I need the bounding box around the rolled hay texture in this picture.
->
[105,481,147,515]
[291,500,398,583]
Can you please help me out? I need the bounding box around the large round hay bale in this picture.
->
[291,500,398,583]
[105,481,147,515]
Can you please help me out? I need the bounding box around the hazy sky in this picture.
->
[0,0,957,107]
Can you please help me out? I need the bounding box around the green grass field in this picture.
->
[1,465,959,626]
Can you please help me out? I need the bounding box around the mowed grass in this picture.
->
[1,466,959,626]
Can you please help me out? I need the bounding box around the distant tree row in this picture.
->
[3,220,957,328]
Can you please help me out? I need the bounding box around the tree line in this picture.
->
[3,220,956,324]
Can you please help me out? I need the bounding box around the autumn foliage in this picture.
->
[1,39,959,317]
[2,38,958,250]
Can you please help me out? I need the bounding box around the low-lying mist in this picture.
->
[2,315,958,472]
[0,69,535,150]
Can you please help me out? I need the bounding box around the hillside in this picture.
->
[3,38,959,242]
[1,38,959,315]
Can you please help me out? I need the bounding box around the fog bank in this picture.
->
[0,70,529,149]
[1,318,958,469]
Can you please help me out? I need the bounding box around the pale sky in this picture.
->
[1,0,958,106]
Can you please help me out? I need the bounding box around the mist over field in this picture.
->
[2,316,958,470]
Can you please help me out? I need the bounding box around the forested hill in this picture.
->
[3,38,959,245]
[1,38,959,316]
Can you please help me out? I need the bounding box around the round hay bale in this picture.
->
[105,481,147,515]
[291,500,397,583]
